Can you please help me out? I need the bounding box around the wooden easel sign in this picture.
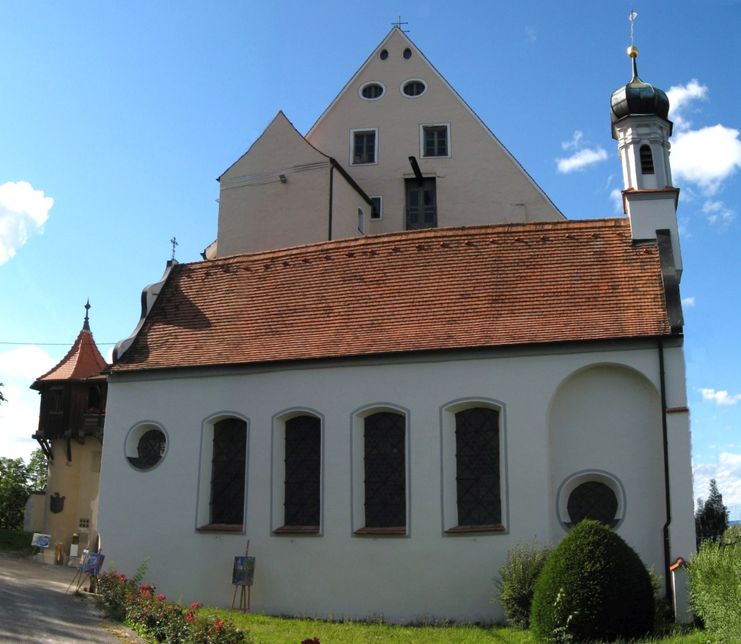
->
[231,540,255,612]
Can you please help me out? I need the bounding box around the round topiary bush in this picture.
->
[530,520,654,642]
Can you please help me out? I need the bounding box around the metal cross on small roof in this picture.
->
[170,236,179,261]
[392,16,409,32]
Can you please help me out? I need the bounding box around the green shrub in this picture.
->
[722,524,741,546]
[495,541,551,628]
[688,536,741,642]
[530,520,654,642]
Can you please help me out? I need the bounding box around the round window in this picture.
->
[379,49,388,60]
[125,424,167,471]
[567,481,618,526]
[557,471,625,531]
[403,47,412,59]
[402,79,426,97]
[360,82,385,100]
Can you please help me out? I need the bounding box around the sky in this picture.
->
[0,1,739,519]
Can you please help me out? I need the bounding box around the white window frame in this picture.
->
[556,470,626,532]
[350,403,410,536]
[370,196,383,220]
[195,412,249,532]
[358,81,386,101]
[400,78,428,99]
[124,421,168,472]
[270,408,324,535]
[420,123,451,159]
[440,398,508,534]
[350,128,378,166]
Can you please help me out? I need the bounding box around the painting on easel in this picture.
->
[232,556,255,586]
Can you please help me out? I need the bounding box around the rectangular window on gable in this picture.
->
[370,196,382,220]
[351,129,377,164]
[421,124,450,158]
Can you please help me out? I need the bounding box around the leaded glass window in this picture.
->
[364,412,406,528]
[567,481,618,527]
[455,407,501,526]
[210,418,246,525]
[284,415,321,527]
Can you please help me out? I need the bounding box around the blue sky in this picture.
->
[1,1,739,518]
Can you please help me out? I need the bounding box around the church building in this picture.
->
[97,27,695,622]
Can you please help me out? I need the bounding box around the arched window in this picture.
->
[283,415,321,528]
[364,411,406,528]
[639,144,655,174]
[210,418,247,526]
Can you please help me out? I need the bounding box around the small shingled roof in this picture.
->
[113,219,673,374]
[34,321,108,385]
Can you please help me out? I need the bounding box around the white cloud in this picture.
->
[702,200,735,225]
[609,188,623,214]
[700,388,741,406]
[0,181,54,265]
[681,296,695,307]
[556,147,608,174]
[667,79,708,131]
[672,125,741,193]
[561,130,584,151]
[0,345,56,461]
[694,452,741,521]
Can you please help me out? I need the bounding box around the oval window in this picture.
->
[379,49,389,60]
[360,82,385,100]
[403,47,412,59]
[402,80,426,97]
[125,424,167,471]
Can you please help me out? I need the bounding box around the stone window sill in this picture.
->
[272,526,320,535]
[196,523,243,533]
[354,527,407,536]
[445,524,505,534]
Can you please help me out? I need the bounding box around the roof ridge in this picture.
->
[186,218,630,268]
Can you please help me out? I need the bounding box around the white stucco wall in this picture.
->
[98,341,694,622]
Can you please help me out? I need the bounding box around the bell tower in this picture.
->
[610,19,682,278]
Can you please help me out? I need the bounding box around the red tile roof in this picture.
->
[113,219,673,373]
[35,327,108,384]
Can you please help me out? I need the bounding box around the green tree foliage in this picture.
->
[26,449,48,491]
[0,458,30,530]
[695,479,729,545]
[688,535,741,642]
[496,541,552,629]
[530,520,654,642]
[0,449,49,530]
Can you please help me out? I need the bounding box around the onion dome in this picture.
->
[611,46,671,135]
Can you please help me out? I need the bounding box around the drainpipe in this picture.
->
[658,338,673,604]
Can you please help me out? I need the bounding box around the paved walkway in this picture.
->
[0,552,140,643]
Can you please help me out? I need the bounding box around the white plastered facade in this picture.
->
[98,339,695,622]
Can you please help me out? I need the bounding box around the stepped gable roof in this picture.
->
[34,323,108,385]
[112,219,672,374]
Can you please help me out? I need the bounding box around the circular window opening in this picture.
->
[403,47,412,59]
[567,481,618,527]
[360,82,385,100]
[379,49,388,60]
[402,79,426,97]
[125,424,167,471]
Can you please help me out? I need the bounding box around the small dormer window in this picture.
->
[360,82,385,100]
[639,145,655,174]
[402,79,426,97]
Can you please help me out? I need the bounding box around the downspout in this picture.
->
[658,338,673,604]
[328,164,334,241]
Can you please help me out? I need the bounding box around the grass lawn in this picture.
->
[201,609,708,644]
[0,528,33,553]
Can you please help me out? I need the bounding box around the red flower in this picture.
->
[190,601,203,610]
[155,593,166,601]
[118,574,127,582]
[185,610,195,624]
[214,618,223,630]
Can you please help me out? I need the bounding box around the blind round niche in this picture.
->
[125,423,167,471]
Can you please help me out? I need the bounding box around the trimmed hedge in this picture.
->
[530,520,654,642]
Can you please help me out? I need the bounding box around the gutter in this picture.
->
[658,338,673,605]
